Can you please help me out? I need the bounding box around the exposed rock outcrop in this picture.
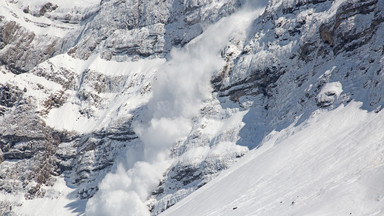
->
[0,0,383,215]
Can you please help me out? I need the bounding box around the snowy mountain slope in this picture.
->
[0,0,383,215]
[1,0,249,214]
[151,0,384,213]
[0,0,100,73]
[213,0,384,133]
[162,102,384,216]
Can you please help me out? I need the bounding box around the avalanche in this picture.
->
[1,0,384,215]
[85,1,265,215]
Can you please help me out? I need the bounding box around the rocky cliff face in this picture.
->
[65,0,241,61]
[0,0,383,215]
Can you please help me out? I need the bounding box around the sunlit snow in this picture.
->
[162,102,384,216]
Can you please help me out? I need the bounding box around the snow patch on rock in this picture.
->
[316,81,343,108]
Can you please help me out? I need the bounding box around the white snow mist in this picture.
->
[86,2,265,216]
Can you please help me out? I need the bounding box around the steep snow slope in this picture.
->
[1,0,384,215]
[162,102,384,216]
[0,177,85,216]
[1,0,250,215]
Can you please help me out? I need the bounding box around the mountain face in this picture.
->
[162,101,384,216]
[0,0,383,215]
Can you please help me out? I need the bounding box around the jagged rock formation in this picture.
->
[65,0,241,61]
[0,0,383,215]
[0,20,59,73]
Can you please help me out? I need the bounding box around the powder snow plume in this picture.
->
[86,1,267,215]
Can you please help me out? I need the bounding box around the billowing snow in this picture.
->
[85,2,266,216]
[162,101,384,216]
[1,0,383,215]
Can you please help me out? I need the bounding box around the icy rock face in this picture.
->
[66,0,241,61]
[151,0,384,213]
[0,0,245,213]
[62,122,139,199]
[148,99,249,214]
[0,0,100,73]
[0,20,60,73]
[212,0,384,132]
[0,98,72,199]
[0,0,384,215]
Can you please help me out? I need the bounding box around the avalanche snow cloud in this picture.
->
[85,1,267,215]
[1,0,384,215]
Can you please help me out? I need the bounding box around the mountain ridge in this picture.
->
[0,0,383,215]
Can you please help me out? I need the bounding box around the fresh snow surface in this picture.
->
[46,54,165,76]
[1,177,84,216]
[43,54,165,133]
[0,0,100,37]
[162,101,384,216]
